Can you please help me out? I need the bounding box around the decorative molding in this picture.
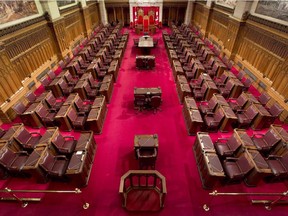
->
[213,3,234,14]
[59,4,80,15]
[0,15,47,38]
[248,14,288,34]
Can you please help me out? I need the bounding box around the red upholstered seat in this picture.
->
[14,127,42,150]
[252,129,281,154]
[25,90,37,105]
[67,107,87,130]
[257,92,271,106]
[266,155,288,180]
[52,133,76,155]
[203,108,224,132]
[215,135,243,157]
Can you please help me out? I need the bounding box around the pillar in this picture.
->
[184,0,195,25]
[99,0,108,25]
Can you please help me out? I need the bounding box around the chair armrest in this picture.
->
[16,151,29,156]
[64,136,75,140]
[30,132,41,137]
[216,138,229,143]
[206,112,215,117]
[267,155,282,159]
[55,155,68,160]
[252,133,264,138]
[225,157,238,161]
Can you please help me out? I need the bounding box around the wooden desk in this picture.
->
[250,103,272,130]
[234,129,256,150]
[245,149,272,186]
[136,55,155,69]
[134,87,162,97]
[183,108,203,135]
[183,96,198,110]
[204,80,219,101]
[86,107,107,134]
[176,83,191,104]
[55,104,73,131]
[21,102,43,128]
[197,152,225,189]
[134,134,159,159]
[193,132,216,159]
[219,106,237,132]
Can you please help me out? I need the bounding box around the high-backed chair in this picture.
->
[215,135,243,158]
[193,83,207,101]
[47,70,56,81]
[51,133,76,155]
[0,128,6,138]
[74,97,91,114]
[203,107,225,132]
[219,80,234,98]
[39,150,69,180]
[45,93,64,111]
[252,129,281,154]
[0,147,29,174]
[242,78,252,92]
[199,97,218,115]
[228,93,249,111]
[236,70,245,81]
[40,76,51,90]
[36,104,58,127]
[222,153,254,183]
[266,154,288,181]
[235,105,258,128]
[150,96,161,113]
[25,90,37,105]
[58,79,74,97]
[268,102,284,123]
[134,95,146,111]
[257,92,271,107]
[12,101,26,115]
[136,148,157,169]
[84,83,98,100]
[14,127,42,151]
[67,107,87,131]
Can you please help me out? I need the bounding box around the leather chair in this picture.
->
[242,78,252,92]
[266,154,288,181]
[215,135,243,157]
[193,83,207,101]
[47,70,56,80]
[58,79,74,97]
[40,76,51,90]
[236,70,245,81]
[25,90,37,105]
[150,96,161,113]
[0,128,6,138]
[268,102,284,123]
[39,150,69,180]
[12,101,26,115]
[136,148,157,169]
[257,92,271,107]
[252,129,281,155]
[203,108,225,132]
[235,105,258,128]
[0,147,29,173]
[134,95,146,111]
[14,127,42,150]
[84,83,98,100]
[219,80,234,98]
[94,64,107,79]
[228,93,248,111]
[36,104,58,127]
[62,71,77,86]
[199,97,217,115]
[67,107,87,131]
[222,153,254,183]
[52,133,76,155]
[74,97,91,114]
[45,93,64,111]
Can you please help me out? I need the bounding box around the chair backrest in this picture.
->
[214,108,225,123]
[45,93,56,107]
[36,104,49,118]
[150,96,161,108]
[237,70,245,80]
[47,70,56,80]
[263,129,281,147]
[58,78,68,90]
[52,134,65,148]
[237,154,253,174]
[245,105,258,121]
[40,151,54,172]
[269,102,284,117]
[25,90,36,103]
[12,101,26,115]
[227,135,241,152]
[258,92,271,106]
[40,76,50,87]
[225,80,234,91]
[0,147,16,166]
[67,107,78,122]
[208,97,218,110]
[236,93,248,107]
[74,97,84,109]
[243,78,252,88]
[15,128,31,144]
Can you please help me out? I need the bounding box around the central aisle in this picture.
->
[89,29,200,215]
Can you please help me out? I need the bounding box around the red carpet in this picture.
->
[0,28,288,216]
